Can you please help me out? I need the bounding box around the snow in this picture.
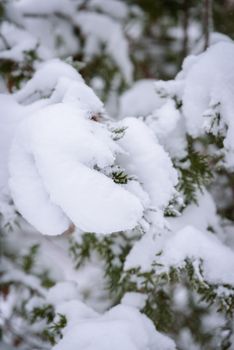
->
[16,0,75,17]
[0,59,83,195]
[0,22,51,63]
[124,231,162,272]
[146,99,187,159]
[167,190,219,233]
[177,329,200,350]
[125,190,234,288]
[121,292,147,310]
[56,300,98,330]
[47,281,80,306]
[1,266,46,297]
[117,117,178,211]
[75,12,133,83]
[1,61,83,223]
[3,2,24,27]
[0,95,25,194]
[152,40,234,167]
[0,37,37,62]
[52,304,176,350]
[160,225,234,286]
[71,256,111,312]
[0,342,16,350]
[61,80,104,115]
[125,222,234,287]
[169,21,201,52]
[89,0,128,20]
[14,59,83,104]
[119,80,163,118]
[9,102,143,235]
[149,99,180,136]
[178,41,234,167]
[3,0,133,79]
[2,8,234,348]
[5,57,183,236]
[192,32,232,55]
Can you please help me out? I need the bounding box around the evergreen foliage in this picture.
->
[1,1,234,350]
[176,138,213,205]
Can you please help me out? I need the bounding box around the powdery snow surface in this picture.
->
[0,58,109,233]
[44,283,175,350]
[192,32,232,55]
[2,3,234,350]
[125,190,234,287]
[16,0,75,16]
[120,81,187,160]
[167,190,219,233]
[146,99,187,159]
[0,59,164,235]
[9,0,132,77]
[0,22,51,63]
[9,103,143,235]
[117,117,178,210]
[125,223,234,287]
[153,40,234,167]
[0,95,25,193]
[121,292,147,310]
[75,12,133,83]
[14,59,83,104]
[119,79,163,118]
[161,225,234,286]
[52,303,175,350]
[178,41,234,167]
[46,281,80,306]
[0,35,37,62]
[124,231,160,272]
[5,57,182,236]
[89,0,128,20]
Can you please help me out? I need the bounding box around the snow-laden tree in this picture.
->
[1,2,234,350]
[0,0,143,114]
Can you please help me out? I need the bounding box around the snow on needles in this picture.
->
[125,189,234,287]
[152,40,234,167]
[161,225,234,286]
[170,41,234,168]
[9,99,143,235]
[116,117,178,212]
[75,12,133,83]
[14,59,84,104]
[51,301,175,350]
[119,79,163,118]
[4,57,180,236]
[44,282,176,350]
